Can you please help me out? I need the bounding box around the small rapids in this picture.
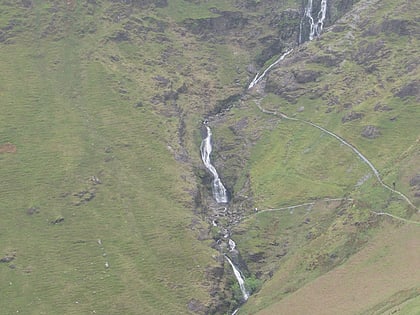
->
[200,125,228,203]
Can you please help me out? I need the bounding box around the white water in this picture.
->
[200,125,229,203]
[229,239,236,251]
[300,0,328,42]
[248,49,293,89]
[225,256,249,301]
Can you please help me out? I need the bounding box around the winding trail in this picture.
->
[277,112,418,211]
[371,211,420,225]
[255,198,353,215]
[252,101,417,211]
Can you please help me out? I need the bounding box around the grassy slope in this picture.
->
[233,0,419,313]
[0,1,225,314]
[0,0,418,314]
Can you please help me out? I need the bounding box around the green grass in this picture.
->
[0,2,220,314]
[0,0,418,314]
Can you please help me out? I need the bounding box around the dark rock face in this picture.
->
[0,254,15,263]
[109,0,168,8]
[310,53,343,67]
[342,111,364,123]
[21,0,33,8]
[108,30,131,42]
[51,217,65,224]
[363,17,417,38]
[354,40,389,66]
[361,125,381,139]
[410,174,420,187]
[374,103,392,111]
[394,81,419,99]
[183,11,247,38]
[410,174,420,198]
[248,252,265,263]
[292,69,321,83]
[381,19,414,36]
[187,298,206,314]
[270,9,300,40]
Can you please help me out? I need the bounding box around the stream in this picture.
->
[199,2,334,312]
[300,0,328,43]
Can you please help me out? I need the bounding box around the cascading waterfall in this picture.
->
[225,256,249,301]
[248,49,293,89]
[249,0,328,89]
[200,125,229,203]
[300,0,328,43]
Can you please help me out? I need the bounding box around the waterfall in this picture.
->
[300,0,328,43]
[200,125,229,203]
[229,239,236,251]
[225,256,249,301]
[248,49,293,89]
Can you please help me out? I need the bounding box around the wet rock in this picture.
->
[361,125,381,139]
[342,111,363,123]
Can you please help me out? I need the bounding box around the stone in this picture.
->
[0,254,15,263]
[394,81,419,99]
[409,174,420,187]
[342,111,363,123]
[361,125,381,139]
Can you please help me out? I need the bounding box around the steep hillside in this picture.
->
[0,0,418,314]
[225,0,420,313]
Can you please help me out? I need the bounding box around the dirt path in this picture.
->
[255,198,352,215]
[253,100,418,211]
[279,113,417,211]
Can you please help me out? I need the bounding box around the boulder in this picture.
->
[342,111,363,123]
[361,125,381,139]
[409,174,420,187]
